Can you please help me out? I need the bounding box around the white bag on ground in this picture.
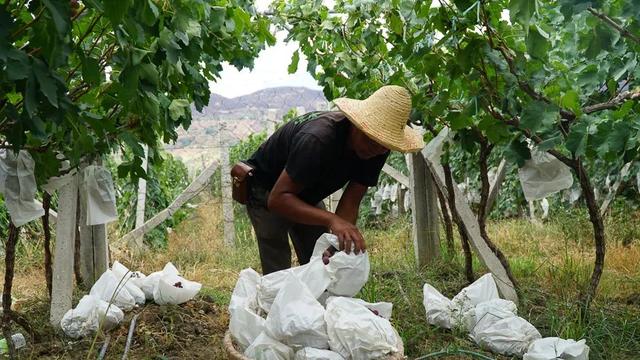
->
[524,337,589,360]
[473,316,541,356]
[331,297,393,320]
[90,270,136,311]
[229,268,265,350]
[153,273,202,305]
[257,257,331,313]
[229,268,261,312]
[111,261,146,305]
[245,332,294,360]
[325,296,399,359]
[451,274,500,327]
[422,283,454,329]
[60,295,124,338]
[230,306,266,350]
[311,233,370,297]
[468,299,518,338]
[294,348,345,360]
[265,274,329,350]
[139,271,162,300]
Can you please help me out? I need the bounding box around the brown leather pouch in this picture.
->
[230,162,254,205]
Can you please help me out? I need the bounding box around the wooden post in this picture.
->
[421,149,518,302]
[485,159,507,215]
[131,146,149,249]
[220,125,235,247]
[50,173,79,326]
[407,153,440,267]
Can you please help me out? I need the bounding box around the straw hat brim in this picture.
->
[334,98,425,153]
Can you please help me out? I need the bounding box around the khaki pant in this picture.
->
[246,182,327,275]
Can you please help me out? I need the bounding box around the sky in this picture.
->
[208,0,331,98]
[208,31,322,98]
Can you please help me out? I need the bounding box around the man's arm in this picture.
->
[267,170,366,254]
[335,182,367,225]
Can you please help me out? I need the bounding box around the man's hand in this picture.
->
[328,216,366,254]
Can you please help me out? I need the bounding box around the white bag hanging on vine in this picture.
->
[523,337,589,360]
[90,270,136,311]
[265,274,329,350]
[294,348,345,360]
[0,150,44,227]
[244,332,294,360]
[325,296,399,359]
[518,150,573,202]
[83,165,118,225]
[311,233,370,297]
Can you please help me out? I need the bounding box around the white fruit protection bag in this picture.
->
[325,296,399,359]
[229,268,265,350]
[89,270,136,311]
[523,337,590,360]
[60,295,124,339]
[311,233,370,297]
[257,257,331,313]
[294,347,345,360]
[111,261,146,305]
[265,274,329,350]
[422,283,455,329]
[244,332,295,360]
[473,316,541,356]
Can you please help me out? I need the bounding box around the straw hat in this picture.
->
[333,85,425,153]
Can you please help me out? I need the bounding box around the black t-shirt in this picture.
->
[246,111,389,205]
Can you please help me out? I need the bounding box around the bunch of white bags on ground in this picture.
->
[524,337,589,360]
[422,274,587,358]
[230,233,400,360]
[61,261,201,339]
[60,295,124,338]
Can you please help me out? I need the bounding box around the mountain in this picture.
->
[166,86,329,174]
[194,86,328,120]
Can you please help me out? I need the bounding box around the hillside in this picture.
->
[165,86,329,173]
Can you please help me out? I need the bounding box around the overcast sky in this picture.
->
[208,0,333,98]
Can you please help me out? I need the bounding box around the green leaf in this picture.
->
[509,0,536,28]
[81,56,101,85]
[526,24,549,59]
[32,59,58,108]
[389,13,404,35]
[24,73,38,117]
[561,90,581,115]
[506,137,530,167]
[104,0,132,25]
[608,121,631,154]
[168,99,190,120]
[520,101,558,132]
[585,24,617,59]
[566,122,588,156]
[288,50,300,74]
[42,0,71,35]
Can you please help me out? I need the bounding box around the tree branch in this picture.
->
[588,7,640,44]
[583,89,640,114]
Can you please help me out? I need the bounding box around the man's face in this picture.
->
[349,126,389,160]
